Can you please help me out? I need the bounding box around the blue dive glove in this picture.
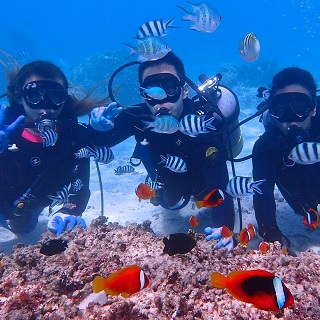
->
[0,105,25,152]
[90,102,122,131]
[47,212,86,235]
[204,226,235,252]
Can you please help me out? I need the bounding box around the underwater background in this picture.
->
[1,0,320,104]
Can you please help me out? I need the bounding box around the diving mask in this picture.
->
[140,73,185,106]
[269,92,314,123]
[22,80,67,110]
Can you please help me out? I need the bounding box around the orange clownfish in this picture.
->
[247,223,256,239]
[303,208,319,229]
[189,215,199,228]
[92,265,150,298]
[211,269,294,311]
[135,183,156,202]
[221,225,234,238]
[238,224,256,247]
[196,189,225,209]
[238,228,251,247]
[259,241,269,254]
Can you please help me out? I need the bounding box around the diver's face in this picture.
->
[141,63,188,119]
[273,84,316,135]
[21,76,66,122]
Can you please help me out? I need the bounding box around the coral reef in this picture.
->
[0,217,320,319]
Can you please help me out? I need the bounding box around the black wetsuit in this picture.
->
[0,115,91,233]
[252,115,320,238]
[93,98,235,229]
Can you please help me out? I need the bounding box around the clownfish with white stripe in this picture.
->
[92,265,149,298]
[211,269,294,311]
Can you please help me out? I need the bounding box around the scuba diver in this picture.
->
[252,67,320,246]
[0,60,112,235]
[90,52,242,250]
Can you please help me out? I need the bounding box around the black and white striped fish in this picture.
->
[41,128,58,147]
[48,185,70,209]
[74,146,114,164]
[74,146,96,159]
[136,17,176,39]
[93,146,114,164]
[225,176,266,197]
[288,142,320,165]
[72,179,84,192]
[114,165,136,175]
[146,180,164,190]
[179,114,216,137]
[159,154,187,173]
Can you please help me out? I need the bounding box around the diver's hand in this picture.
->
[47,212,86,235]
[90,102,122,131]
[0,105,25,152]
[204,226,235,252]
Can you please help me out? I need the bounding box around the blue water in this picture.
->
[1,0,320,98]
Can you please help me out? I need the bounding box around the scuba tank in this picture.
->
[185,73,243,159]
[216,85,243,158]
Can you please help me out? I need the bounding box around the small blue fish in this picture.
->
[159,154,187,173]
[140,86,167,100]
[142,115,180,134]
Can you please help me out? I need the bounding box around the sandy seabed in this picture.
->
[0,217,319,320]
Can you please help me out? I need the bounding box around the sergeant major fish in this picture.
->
[288,142,320,165]
[178,2,221,33]
[124,36,171,62]
[179,114,216,137]
[225,176,266,197]
[114,165,136,175]
[136,17,176,39]
[74,146,114,164]
[142,115,180,133]
[240,32,260,63]
[159,154,187,173]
